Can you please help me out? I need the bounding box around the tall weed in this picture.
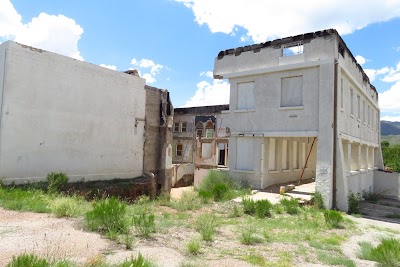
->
[197,171,243,201]
[133,208,156,238]
[47,172,68,193]
[85,197,129,235]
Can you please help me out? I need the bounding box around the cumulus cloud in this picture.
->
[183,79,229,107]
[176,0,400,43]
[200,71,213,79]
[130,58,164,84]
[380,81,400,113]
[99,64,117,71]
[364,67,390,83]
[355,55,367,66]
[382,62,400,83]
[0,0,83,60]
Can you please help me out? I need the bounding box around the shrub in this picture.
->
[273,204,285,214]
[229,204,243,218]
[197,171,238,201]
[240,226,263,245]
[347,192,361,214]
[255,199,273,218]
[124,232,135,250]
[195,214,217,241]
[85,197,128,235]
[118,253,155,267]
[47,172,68,193]
[186,238,201,255]
[280,198,300,215]
[359,238,400,267]
[133,208,156,238]
[324,210,344,229]
[7,254,49,267]
[51,196,82,217]
[242,197,256,215]
[310,192,324,209]
[362,191,380,204]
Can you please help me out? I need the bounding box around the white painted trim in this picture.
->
[234,109,256,113]
[268,170,279,174]
[278,106,304,111]
[219,58,333,79]
[232,131,318,137]
[340,132,379,147]
[234,169,255,174]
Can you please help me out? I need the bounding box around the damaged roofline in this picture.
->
[214,29,377,95]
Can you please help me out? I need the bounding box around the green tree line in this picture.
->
[381,141,400,172]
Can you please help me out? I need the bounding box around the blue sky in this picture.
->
[1,0,400,121]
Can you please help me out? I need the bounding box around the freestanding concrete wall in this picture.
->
[0,41,146,183]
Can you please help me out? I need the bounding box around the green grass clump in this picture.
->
[280,198,300,215]
[195,214,217,241]
[255,199,273,218]
[347,192,360,214]
[51,195,85,217]
[242,198,272,218]
[240,226,264,245]
[317,252,355,267]
[197,170,247,201]
[242,197,256,215]
[242,252,267,266]
[0,187,52,213]
[118,253,156,267]
[362,191,380,204]
[85,197,129,236]
[186,238,201,255]
[7,254,49,267]
[310,192,324,209]
[133,208,156,238]
[47,172,68,193]
[358,238,400,267]
[324,210,344,229]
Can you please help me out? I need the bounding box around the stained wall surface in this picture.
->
[0,41,146,183]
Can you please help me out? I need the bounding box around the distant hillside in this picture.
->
[381,121,400,136]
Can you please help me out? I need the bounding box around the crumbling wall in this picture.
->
[144,85,173,195]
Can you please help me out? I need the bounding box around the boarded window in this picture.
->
[363,100,365,122]
[293,141,300,169]
[357,95,361,119]
[350,88,354,115]
[268,138,277,171]
[340,78,344,109]
[236,137,254,171]
[201,143,213,159]
[196,122,203,137]
[282,139,289,170]
[281,76,303,107]
[237,82,255,110]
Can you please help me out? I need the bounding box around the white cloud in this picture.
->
[176,0,400,43]
[130,58,164,84]
[364,67,390,82]
[200,71,213,79]
[0,0,83,60]
[355,55,366,66]
[382,62,400,83]
[381,115,400,122]
[379,81,400,113]
[142,73,156,84]
[183,79,229,107]
[99,64,117,70]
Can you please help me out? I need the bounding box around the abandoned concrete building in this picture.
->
[0,41,173,194]
[214,29,399,211]
[172,105,229,187]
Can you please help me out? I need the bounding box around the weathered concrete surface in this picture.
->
[144,85,173,194]
[0,41,146,184]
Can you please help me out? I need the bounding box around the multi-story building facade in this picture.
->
[214,29,386,210]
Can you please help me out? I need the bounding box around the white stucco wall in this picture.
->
[0,41,146,183]
[374,170,400,200]
[214,31,383,210]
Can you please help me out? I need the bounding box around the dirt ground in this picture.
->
[1,205,400,266]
